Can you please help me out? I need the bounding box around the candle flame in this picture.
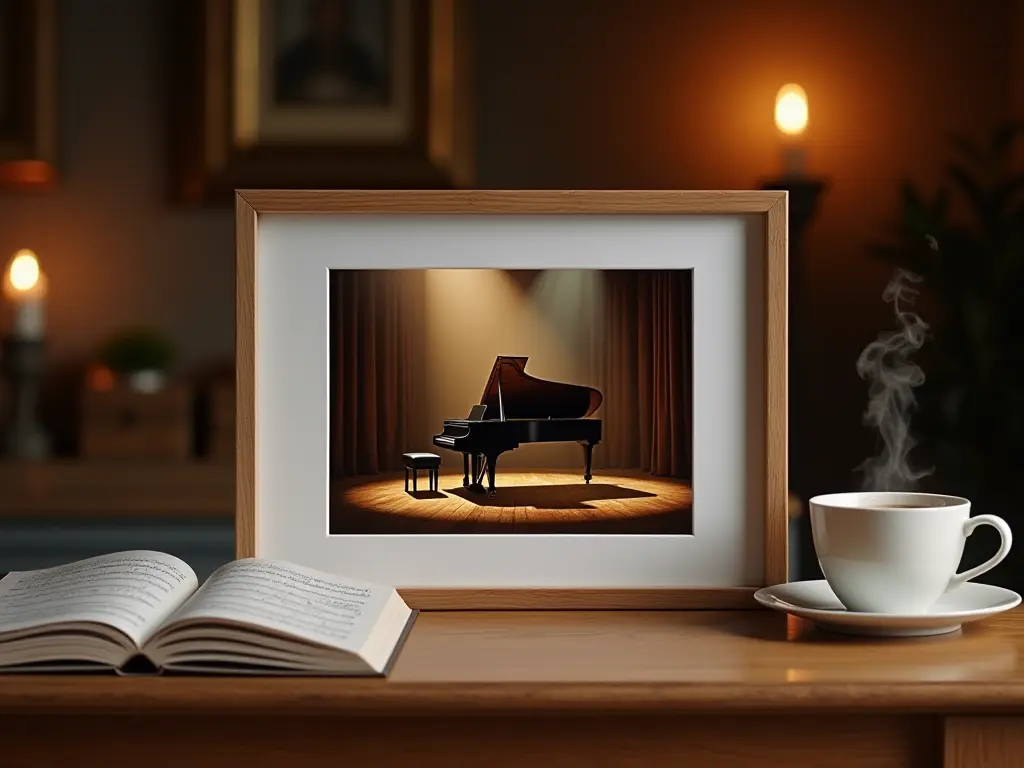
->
[775,84,808,136]
[8,250,40,292]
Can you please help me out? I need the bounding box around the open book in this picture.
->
[0,551,416,675]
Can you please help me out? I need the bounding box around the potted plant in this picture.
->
[96,327,177,393]
[870,122,1024,585]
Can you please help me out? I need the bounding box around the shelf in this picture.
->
[0,460,234,516]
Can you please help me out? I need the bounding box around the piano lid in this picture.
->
[478,356,603,421]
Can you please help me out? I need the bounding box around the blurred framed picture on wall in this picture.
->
[0,0,57,188]
[170,0,473,204]
[266,0,399,129]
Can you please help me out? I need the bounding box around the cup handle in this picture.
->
[947,514,1013,591]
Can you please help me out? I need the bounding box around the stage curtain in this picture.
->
[597,270,693,480]
[330,271,427,477]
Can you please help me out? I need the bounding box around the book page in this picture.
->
[160,559,393,652]
[0,551,198,647]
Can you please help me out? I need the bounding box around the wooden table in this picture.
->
[1,609,1023,767]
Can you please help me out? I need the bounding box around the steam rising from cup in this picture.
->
[855,259,933,491]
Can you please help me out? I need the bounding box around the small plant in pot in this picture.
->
[96,327,176,394]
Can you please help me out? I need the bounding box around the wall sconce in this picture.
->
[761,84,826,582]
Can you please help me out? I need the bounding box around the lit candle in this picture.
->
[774,83,809,177]
[2,249,47,340]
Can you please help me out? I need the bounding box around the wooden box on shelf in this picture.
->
[80,379,192,461]
[207,378,234,462]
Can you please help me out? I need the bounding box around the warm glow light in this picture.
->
[8,249,40,292]
[774,84,808,136]
[87,365,117,392]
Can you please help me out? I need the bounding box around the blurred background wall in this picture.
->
[1,0,1022,583]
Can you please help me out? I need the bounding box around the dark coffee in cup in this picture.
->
[864,503,930,509]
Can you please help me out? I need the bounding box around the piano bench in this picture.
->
[403,452,441,494]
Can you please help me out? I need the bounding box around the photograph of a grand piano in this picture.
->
[434,354,603,498]
[329,268,693,535]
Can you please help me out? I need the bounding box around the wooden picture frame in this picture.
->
[170,0,473,204]
[236,190,788,609]
[0,0,57,188]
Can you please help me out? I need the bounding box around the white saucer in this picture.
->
[754,580,1021,637]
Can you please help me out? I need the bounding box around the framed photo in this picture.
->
[236,190,788,609]
[170,0,472,203]
[0,0,56,187]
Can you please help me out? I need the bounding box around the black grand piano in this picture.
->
[432,356,603,498]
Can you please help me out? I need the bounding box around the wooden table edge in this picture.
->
[2,679,1023,716]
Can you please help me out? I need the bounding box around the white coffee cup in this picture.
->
[808,491,1012,614]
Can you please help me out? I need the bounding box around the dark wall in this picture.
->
[476,0,1016,496]
[0,0,1018,497]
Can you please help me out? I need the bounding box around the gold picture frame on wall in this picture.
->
[235,189,789,610]
[170,0,473,204]
[0,0,57,188]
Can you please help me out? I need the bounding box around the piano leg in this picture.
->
[582,443,594,484]
[462,453,470,487]
[468,454,486,493]
[485,454,498,499]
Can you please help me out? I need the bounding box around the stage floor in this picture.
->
[329,470,693,534]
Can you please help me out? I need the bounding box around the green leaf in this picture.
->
[899,180,923,209]
[949,133,985,167]
[97,327,177,374]
[990,121,1024,157]
[900,181,933,235]
[931,188,950,222]
[992,176,1024,214]
[947,163,989,223]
